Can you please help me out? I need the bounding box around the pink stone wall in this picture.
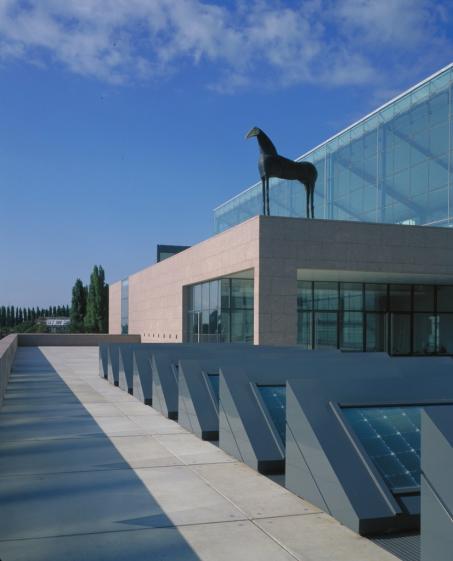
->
[110,216,260,342]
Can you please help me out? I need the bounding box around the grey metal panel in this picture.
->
[285,359,453,536]
[132,349,153,405]
[218,351,378,475]
[148,343,305,420]
[118,346,134,394]
[421,407,453,561]
[107,345,120,386]
[98,344,108,379]
[177,359,221,440]
[176,348,338,449]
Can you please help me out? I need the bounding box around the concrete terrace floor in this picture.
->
[0,346,400,561]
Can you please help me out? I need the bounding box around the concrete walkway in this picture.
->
[0,346,399,561]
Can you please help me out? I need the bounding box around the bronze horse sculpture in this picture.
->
[246,127,317,218]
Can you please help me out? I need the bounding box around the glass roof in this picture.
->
[343,406,421,493]
[258,385,286,444]
[207,373,219,403]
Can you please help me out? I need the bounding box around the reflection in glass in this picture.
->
[437,286,453,311]
[343,406,421,493]
[390,285,411,311]
[121,278,129,335]
[413,313,437,354]
[315,312,337,348]
[365,284,387,311]
[187,277,253,343]
[391,314,411,354]
[209,281,219,310]
[298,280,453,355]
[202,282,210,310]
[314,282,338,310]
[231,309,253,342]
[438,314,453,353]
[413,285,434,311]
[258,385,286,444]
[207,373,219,403]
[341,312,363,350]
[297,311,312,348]
[366,314,387,352]
[340,283,363,310]
[231,279,254,309]
[297,281,313,310]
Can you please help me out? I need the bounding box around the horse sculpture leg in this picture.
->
[266,177,271,216]
[306,187,309,218]
[261,177,266,216]
[311,189,314,219]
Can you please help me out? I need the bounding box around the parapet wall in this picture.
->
[0,334,18,407]
[17,334,141,346]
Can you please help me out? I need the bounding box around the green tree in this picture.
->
[70,279,87,332]
[84,265,109,333]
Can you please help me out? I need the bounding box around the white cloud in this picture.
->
[0,0,450,90]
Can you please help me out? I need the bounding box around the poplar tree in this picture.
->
[84,265,109,333]
[70,279,87,332]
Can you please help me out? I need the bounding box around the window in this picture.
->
[298,280,453,355]
[186,277,253,343]
[120,279,129,335]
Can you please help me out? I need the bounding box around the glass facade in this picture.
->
[298,281,453,355]
[214,65,453,232]
[186,277,253,343]
[343,406,421,494]
[120,278,129,335]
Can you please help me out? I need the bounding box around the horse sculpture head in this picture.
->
[245,126,261,139]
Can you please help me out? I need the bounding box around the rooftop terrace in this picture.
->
[0,344,400,561]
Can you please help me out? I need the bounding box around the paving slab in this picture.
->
[256,514,400,561]
[193,461,319,519]
[0,464,245,540]
[114,401,161,416]
[155,433,237,465]
[0,415,103,441]
[126,414,188,435]
[0,521,296,561]
[0,435,133,476]
[108,435,184,468]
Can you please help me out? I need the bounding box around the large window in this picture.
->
[298,281,453,355]
[186,277,253,343]
[120,278,129,335]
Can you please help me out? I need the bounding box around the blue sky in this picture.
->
[1,0,452,307]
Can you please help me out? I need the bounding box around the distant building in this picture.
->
[157,245,191,263]
[38,317,71,332]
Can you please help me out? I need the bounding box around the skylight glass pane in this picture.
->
[343,406,421,493]
[207,373,219,403]
[258,385,286,444]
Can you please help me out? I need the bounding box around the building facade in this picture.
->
[214,64,453,233]
[110,65,453,354]
[110,215,453,354]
